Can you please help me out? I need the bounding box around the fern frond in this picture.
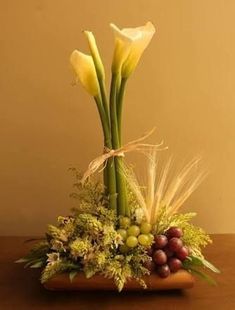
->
[41,260,78,283]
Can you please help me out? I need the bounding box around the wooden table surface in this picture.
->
[0,234,234,310]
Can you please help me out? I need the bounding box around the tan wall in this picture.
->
[1,0,235,235]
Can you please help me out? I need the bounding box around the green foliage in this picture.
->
[190,268,217,286]
[102,250,149,292]
[16,241,49,269]
[183,255,220,274]
[181,223,212,257]
[69,270,78,282]
[41,260,79,283]
[153,206,196,233]
[69,168,106,208]
[183,255,220,286]
[103,257,132,292]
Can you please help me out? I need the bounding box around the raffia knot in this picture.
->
[81,128,167,184]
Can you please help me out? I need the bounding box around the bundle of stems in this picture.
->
[94,63,128,216]
[74,31,128,216]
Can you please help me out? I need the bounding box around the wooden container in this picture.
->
[44,270,195,291]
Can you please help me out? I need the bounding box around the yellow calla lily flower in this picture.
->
[110,23,132,74]
[84,31,105,80]
[70,50,99,96]
[110,22,156,77]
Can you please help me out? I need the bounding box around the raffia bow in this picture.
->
[81,128,167,184]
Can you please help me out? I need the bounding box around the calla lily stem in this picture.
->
[117,77,127,144]
[97,78,110,122]
[94,96,117,211]
[87,36,118,212]
[110,73,128,216]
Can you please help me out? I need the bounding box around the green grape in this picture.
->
[126,236,138,248]
[119,244,129,253]
[140,222,152,234]
[138,234,150,246]
[127,225,140,237]
[117,229,127,241]
[119,217,131,229]
[148,233,154,244]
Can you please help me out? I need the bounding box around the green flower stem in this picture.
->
[88,43,117,212]
[94,96,117,211]
[95,76,113,200]
[98,78,110,122]
[116,77,129,216]
[110,74,127,216]
[110,74,119,149]
[86,34,117,208]
[117,77,127,145]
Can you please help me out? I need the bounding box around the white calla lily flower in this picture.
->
[70,50,99,96]
[110,22,156,77]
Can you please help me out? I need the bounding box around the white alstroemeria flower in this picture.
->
[110,22,156,77]
[70,50,99,96]
[46,253,60,265]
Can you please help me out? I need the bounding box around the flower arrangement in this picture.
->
[17,22,219,291]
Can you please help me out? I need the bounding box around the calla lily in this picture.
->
[70,50,99,96]
[110,22,156,77]
[84,31,105,80]
[110,23,132,74]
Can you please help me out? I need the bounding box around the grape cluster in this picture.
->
[117,217,154,253]
[146,227,189,278]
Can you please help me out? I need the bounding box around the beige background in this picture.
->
[1,0,235,235]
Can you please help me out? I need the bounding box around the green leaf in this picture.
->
[15,258,29,263]
[190,256,220,273]
[190,268,217,286]
[189,256,203,265]
[30,261,44,268]
[24,260,39,268]
[69,271,78,282]
[201,258,220,274]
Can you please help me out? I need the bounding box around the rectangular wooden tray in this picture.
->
[44,270,195,291]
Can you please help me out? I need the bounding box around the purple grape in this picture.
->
[143,260,156,273]
[176,246,189,261]
[153,250,167,265]
[168,237,183,252]
[166,227,183,239]
[163,246,174,258]
[168,257,182,272]
[157,264,170,278]
[154,235,168,249]
[147,247,153,256]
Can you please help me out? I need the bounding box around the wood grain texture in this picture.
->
[44,270,195,291]
[0,234,234,310]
